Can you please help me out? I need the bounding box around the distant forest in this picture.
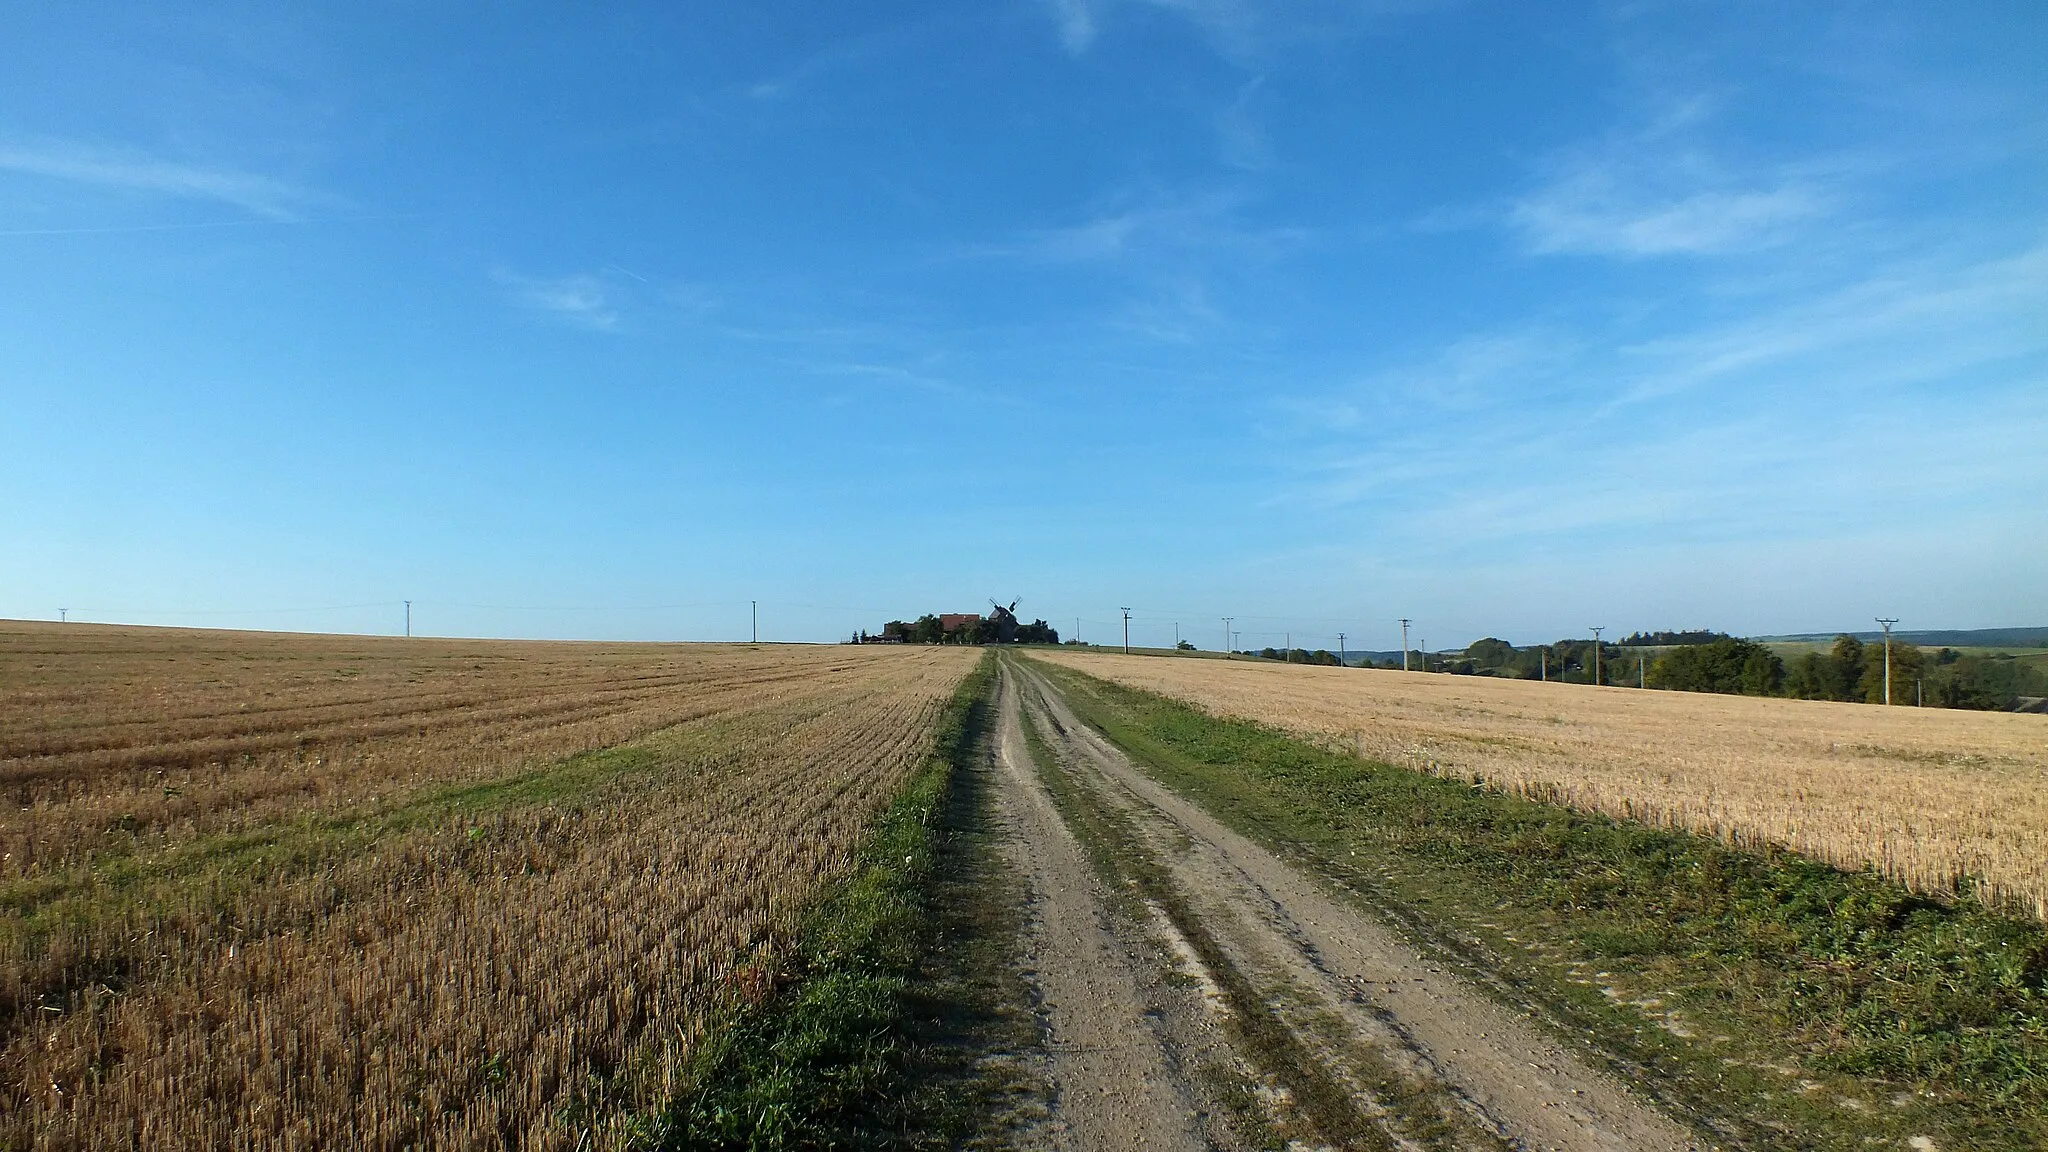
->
[1368,632,2048,712]
[1761,626,2048,649]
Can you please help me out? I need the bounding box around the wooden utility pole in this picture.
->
[1877,618,1899,704]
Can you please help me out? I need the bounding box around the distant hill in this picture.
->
[1758,627,2048,649]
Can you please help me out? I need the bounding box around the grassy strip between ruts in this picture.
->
[1027,657,2048,1152]
[625,652,1001,1151]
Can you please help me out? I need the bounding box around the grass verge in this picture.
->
[1028,657,2048,1152]
[624,652,1008,1151]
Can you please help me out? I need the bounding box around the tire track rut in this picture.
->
[1002,657,1707,1152]
[988,664,1226,1150]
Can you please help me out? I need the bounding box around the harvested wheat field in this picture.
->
[1,621,977,1150]
[1033,650,2048,920]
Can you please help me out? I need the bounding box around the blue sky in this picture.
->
[2,2,2042,651]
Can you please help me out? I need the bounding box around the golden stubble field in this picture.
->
[1032,650,2048,920]
[1,621,977,1150]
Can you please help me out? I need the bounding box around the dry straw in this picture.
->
[1,622,976,1150]
[1035,651,2048,921]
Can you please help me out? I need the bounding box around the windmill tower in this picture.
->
[988,598,1021,643]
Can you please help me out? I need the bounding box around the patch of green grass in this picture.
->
[1029,658,2048,1152]
[1192,1061,1287,1152]
[625,654,1004,1151]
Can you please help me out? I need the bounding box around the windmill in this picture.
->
[988,598,1021,643]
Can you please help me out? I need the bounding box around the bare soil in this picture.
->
[987,661,1241,1150]
[995,656,1706,1151]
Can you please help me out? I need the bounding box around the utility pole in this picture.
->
[1400,619,1411,671]
[1337,632,1346,667]
[1223,617,1233,656]
[404,600,411,638]
[1121,607,1131,655]
[1589,626,1604,684]
[752,600,759,644]
[1876,618,1899,705]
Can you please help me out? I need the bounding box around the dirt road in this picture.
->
[992,656,1707,1152]
[989,658,1239,1150]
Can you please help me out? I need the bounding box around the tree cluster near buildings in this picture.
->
[853,611,1059,646]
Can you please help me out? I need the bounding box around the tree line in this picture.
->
[1418,632,2046,711]
[1254,646,1346,665]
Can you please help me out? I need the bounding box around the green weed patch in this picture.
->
[632,654,998,1151]
[1031,659,2048,1152]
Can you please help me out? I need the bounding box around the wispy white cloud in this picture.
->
[1010,211,1146,262]
[1268,328,1581,438]
[803,360,981,399]
[1500,93,1851,258]
[0,139,323,220]
[1040,0,1442,61]
[1609,238,2048,406]
[1373,330,1582,411]
[1110,273,1224,343]
[497,271,621,331]
[1044,0,1099,54]
[958,190,1306,265]
[1274,236,2048,551]
[1513,170,1826,257]
[948,190,1307,345]
[1217,77,1270,170]
[741,22,930,100]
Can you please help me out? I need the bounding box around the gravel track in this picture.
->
[1001,657,1706,1152]
[989,665,1228,1151]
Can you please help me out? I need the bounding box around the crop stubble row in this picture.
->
[1033,650,2048,920]
[2,623,871,870]
[1,623,978,1150]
